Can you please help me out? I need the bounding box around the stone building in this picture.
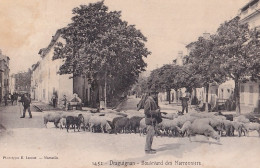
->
[31,29,93,107]
[0,50,10,102]
[31,29,74,104]
[239,0,260,113]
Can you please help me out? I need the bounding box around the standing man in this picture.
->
[11,94,14,105]
[4,94,8,106]
[20,93,32,118]
[51,94,57,108]
[144,92,162,154]
[62,95,67,111]
[180,91,190,114]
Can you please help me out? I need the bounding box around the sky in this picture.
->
[0,0,247,74]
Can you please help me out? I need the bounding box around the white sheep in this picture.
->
[43,112,66,128]
[234,115,250,123]
[187,118,220,142]
[139,118,146,136]
[175,114,197,127]
[190,112,216,119]
[244,122,260,137]
[157,119,180,136]
[161,113,178,120]
[231,121,247,137]
[82,113,93,131]
[89,116,112,133]
[59,117,66,129]
[180,121,192,136]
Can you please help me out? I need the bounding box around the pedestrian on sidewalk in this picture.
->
[20,93,32,118]
[11,94,14,105]
[62,95,68,111]
[180,91,190,114]
[51,94,57,108]
[4,94,8,106]
[143,91,162,154]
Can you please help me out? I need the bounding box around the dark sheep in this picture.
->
[110,116,124,133]
[223,120,235,136]
[66,114,84,133]
[114,117,129,134]
[126,116,144,134]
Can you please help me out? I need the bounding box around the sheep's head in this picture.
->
[105,121,112,133]
[216,123,225,132]
[78,114,84,123]
[212,132,220,142]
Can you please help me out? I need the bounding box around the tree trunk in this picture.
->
[205,83,209,112]
[167,89,171,104]
[91,81,99,108]
[104,70,107,109]
[234,78,241,114]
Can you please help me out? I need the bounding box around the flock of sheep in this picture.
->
[43,108,260,142]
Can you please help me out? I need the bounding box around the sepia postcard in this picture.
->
[0,0,260,168]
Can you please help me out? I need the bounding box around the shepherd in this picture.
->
[141,91,162,154]
[20,93,32,118]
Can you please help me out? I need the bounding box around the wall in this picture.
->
[31,37,73,104]
[240,80,260,113]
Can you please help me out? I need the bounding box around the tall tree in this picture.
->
[53,1,150,107]
[215,16,260,114]
[147,64,193,104]
[187,35,226,112]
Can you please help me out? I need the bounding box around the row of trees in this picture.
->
[14,69,32,93]
[145,16,260,114]
[53,1,150,107]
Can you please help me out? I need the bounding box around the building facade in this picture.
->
[0,50,10,102]
[31,30,74,104]
[31,29,94,107]
[73,76,92,106]
[239,0,260,113]
[9,74,15,94]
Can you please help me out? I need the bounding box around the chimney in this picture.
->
[203,33,210,40]
[178,51,183,58]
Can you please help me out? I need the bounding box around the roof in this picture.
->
[0,55,10,62]
[240,0,259,12]
[38,29,63,58]
[31,61,40,71]
[186,41,196,49]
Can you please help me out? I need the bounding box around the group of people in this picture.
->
[52,93,82,111]
[17,93,81,118]
[2,93,19,106]
[138,91,190,154]
[0,92,32,118]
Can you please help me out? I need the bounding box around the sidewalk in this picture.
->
[31,101,62,111]
[158,100,239,115]
[158,100,260,121]
[31,100,96,112]
[159,100,199,114]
